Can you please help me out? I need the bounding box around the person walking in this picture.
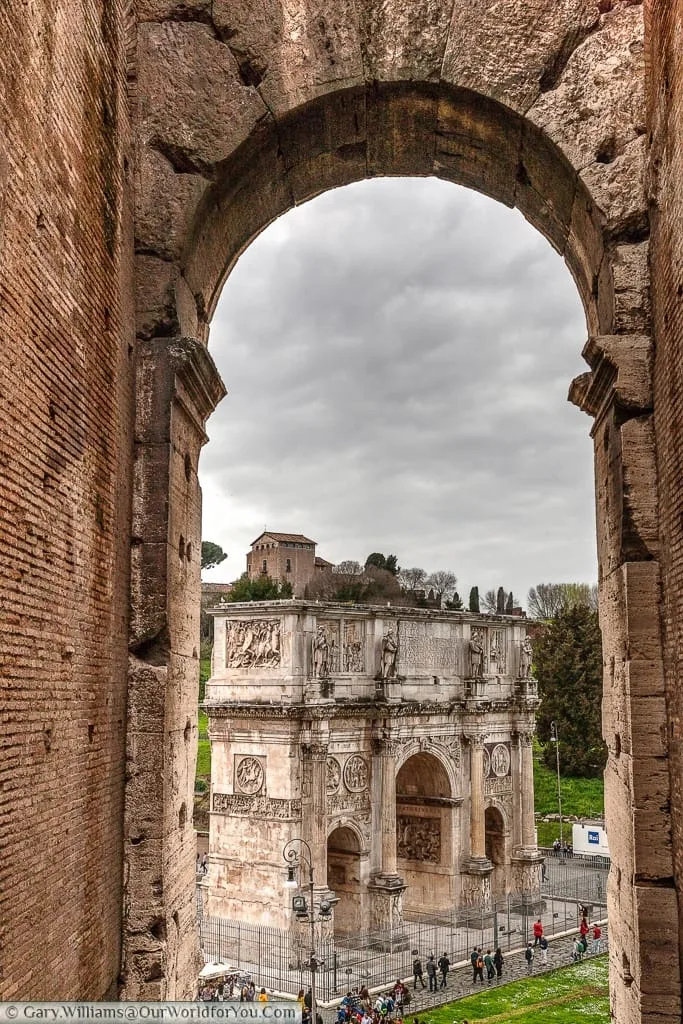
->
[412,957,425,990]
[470,947,479,984]
[539,935,549,964]
[437,952,450,988]
[426,955,437,992]
[533,918,544,947]
[493,947,504,982]
[474,949,485,985]
[483,950,495,984]
[524,943,534,974]
[592,923,602,954]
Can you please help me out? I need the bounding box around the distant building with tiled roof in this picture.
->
[246,530,330,596]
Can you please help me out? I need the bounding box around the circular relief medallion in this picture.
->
[343,754,369,792]
[236,756,265,795]
[326,757,341,794]
[482,746,491,779]
[491,743,511,778]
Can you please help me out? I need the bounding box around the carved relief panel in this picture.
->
[343,620,365,673]
[326,757,341,794]
[234,754,266,795]
[311,620,340,677]
[484,741,512,795]
[343,754,369,792]
[397,815,441,863]
[489,629,507,674]
[226,620,281,669]
[469,627,487,677]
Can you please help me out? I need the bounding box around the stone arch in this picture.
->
[126,4,675,1021]
[395,740,458,799]
[327,824,364,936]
[484,804,508,899]
[327,816,369,857]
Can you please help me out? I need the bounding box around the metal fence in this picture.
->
[199,869,608,1002]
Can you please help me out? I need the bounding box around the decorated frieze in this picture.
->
[226,619,281,669]
[397,814,441,863]
[326,791,371,814]
[212,793,301,819]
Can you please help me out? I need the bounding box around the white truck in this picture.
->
[572,821,609,858]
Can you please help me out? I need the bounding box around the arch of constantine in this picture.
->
[205,602,541,935]
[1,2,683,1023]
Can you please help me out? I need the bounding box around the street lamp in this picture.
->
[549,721,565,864]
[283,838,331,1024]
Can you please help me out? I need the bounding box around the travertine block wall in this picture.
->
[0,0,134,1001]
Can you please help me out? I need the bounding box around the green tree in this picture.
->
[505,591,515,613]
[227,572,293,602]
[446,590,464,611]
[365,552,400,575]
[528,582,598,619]
[469,586,480,613]
[535,605,606,778]
[201,540,227,571]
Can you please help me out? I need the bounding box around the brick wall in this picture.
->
[647,0,683,964]
[0,0,134,999]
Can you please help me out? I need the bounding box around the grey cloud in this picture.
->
[201,177,596,603]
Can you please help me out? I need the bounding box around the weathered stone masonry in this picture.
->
[1,2,683,1022]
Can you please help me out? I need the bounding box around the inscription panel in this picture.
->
[398,621,460,673]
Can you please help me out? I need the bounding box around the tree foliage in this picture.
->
[534,605,606,778]
[227,572,293,602]
[469,586,480,613]
[365,552,400,575]
[427,570,458,600]
[446,590,464,611]
[399,567,428,591]
[482,587,515,614]
[528,582,599,619]
[201,540,227,571]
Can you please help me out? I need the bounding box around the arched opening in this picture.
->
[485,806,507,899]
[126,19,670,1013]
[396,753,455,916]
[327,826,362,936]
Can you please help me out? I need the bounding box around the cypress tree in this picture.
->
[469,586,480,613]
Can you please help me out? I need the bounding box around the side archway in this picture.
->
[327,825,363,937]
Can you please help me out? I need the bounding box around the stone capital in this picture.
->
[568,333,652,429]
[465,733,487,749]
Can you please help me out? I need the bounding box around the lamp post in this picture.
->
[283,838,331,1024]
[549,721,565,864]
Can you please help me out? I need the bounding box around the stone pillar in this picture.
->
[123,336,226,999]
[369,725,406,937]
[308,741,329,884]
[469,736,487,861]
[519,732,536,850]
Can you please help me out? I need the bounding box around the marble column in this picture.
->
[469,735,487,860]
[519,731,536,849]
[306,742,329,881]
[369,728,406,938]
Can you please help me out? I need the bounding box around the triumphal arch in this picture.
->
[204,601,540,935]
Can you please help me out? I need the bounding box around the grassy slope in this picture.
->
[427,957,608,1024]
[533,743,604,848]
[196,659,212,780]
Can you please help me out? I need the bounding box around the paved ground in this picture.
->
[320,926,608,1021]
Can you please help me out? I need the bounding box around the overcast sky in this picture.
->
[200,177,596,608]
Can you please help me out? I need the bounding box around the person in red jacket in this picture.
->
[591,923,602,953]
[533,919,544,946]
[580,916,589,939]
